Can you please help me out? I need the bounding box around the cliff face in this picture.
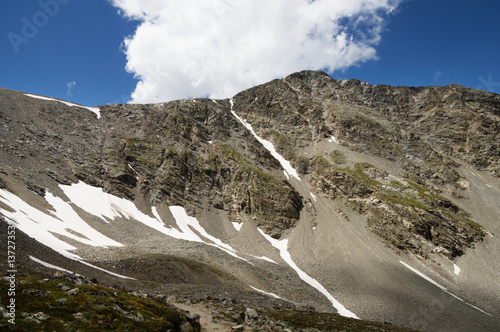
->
[0,92,303,239]
[1,71,500,331]
[232,70,499,258]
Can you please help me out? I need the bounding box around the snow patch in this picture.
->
[127,163,139,179]
[169,206,248,262]
[0,188,122,260]
[258,228,358,318]
[0,189,136,279]
[24,93,101,119]
[169,206,233,250]
[400,261,491,316]
[61,182,248,261]
[29,256,78,275]
[61,181,158,225]
[78,260,135,280]
[85,107,101,118]
[61,182,190,242]
[30,255,132,280]
[24,94,53,101]
[310,192,317,201]
[454,264,461,276]
[230,99,300,181]
[250,285,282,299]
[328,136,338,143]
[253,255,278,264]
[232,221,243,231]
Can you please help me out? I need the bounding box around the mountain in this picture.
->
[1,71,499,331]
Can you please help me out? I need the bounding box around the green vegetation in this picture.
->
[390,180,404,188]
[348,163,381,186]
[329,150,346,164]
[219,143,242,160]
[122,137,162,168]
[310,155,331,173]
[0,276,190,331]
[377,192,428,211]
[310,156,484,257]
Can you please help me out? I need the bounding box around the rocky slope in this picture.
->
[1,71,499,331]
[233,71,498,258]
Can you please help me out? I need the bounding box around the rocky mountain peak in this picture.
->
[1,72,500,331]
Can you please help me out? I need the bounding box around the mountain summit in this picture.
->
[1,71,499,331]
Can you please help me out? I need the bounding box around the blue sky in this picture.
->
[0,0,499,107]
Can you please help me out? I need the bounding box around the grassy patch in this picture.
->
[346,163,381,187]
[329,150,346,164]
[310,155,331,173]
[0,276,186,331]
[220,143,242,160]
[390,180,404,188]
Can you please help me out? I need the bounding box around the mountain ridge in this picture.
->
[1,71,499,331]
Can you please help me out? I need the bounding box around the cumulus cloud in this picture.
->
[111,0,401,103]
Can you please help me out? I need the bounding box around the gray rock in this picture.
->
[180,321,193,332]
[184,311,200,323]
[22,289,50,296]
[24,315,42,324]
[245,308,258,321]
[0,305,8,318]
[73,312,88,322]
[33,312,49,321]
[66,288,80,296]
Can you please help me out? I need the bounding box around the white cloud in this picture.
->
[111,0,401,103]
[433,70,442,83]
[66,81,76,96]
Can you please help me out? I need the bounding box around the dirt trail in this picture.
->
[173,301,235,331]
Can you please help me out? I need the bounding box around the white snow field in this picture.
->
[0,188,123,260]
[61,182,248,261]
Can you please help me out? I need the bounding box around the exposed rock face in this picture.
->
[1,70,498,250]
[0,92,303,238]
[1,71,500,332]
[232,70,499,257]
[96,100,303,235]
